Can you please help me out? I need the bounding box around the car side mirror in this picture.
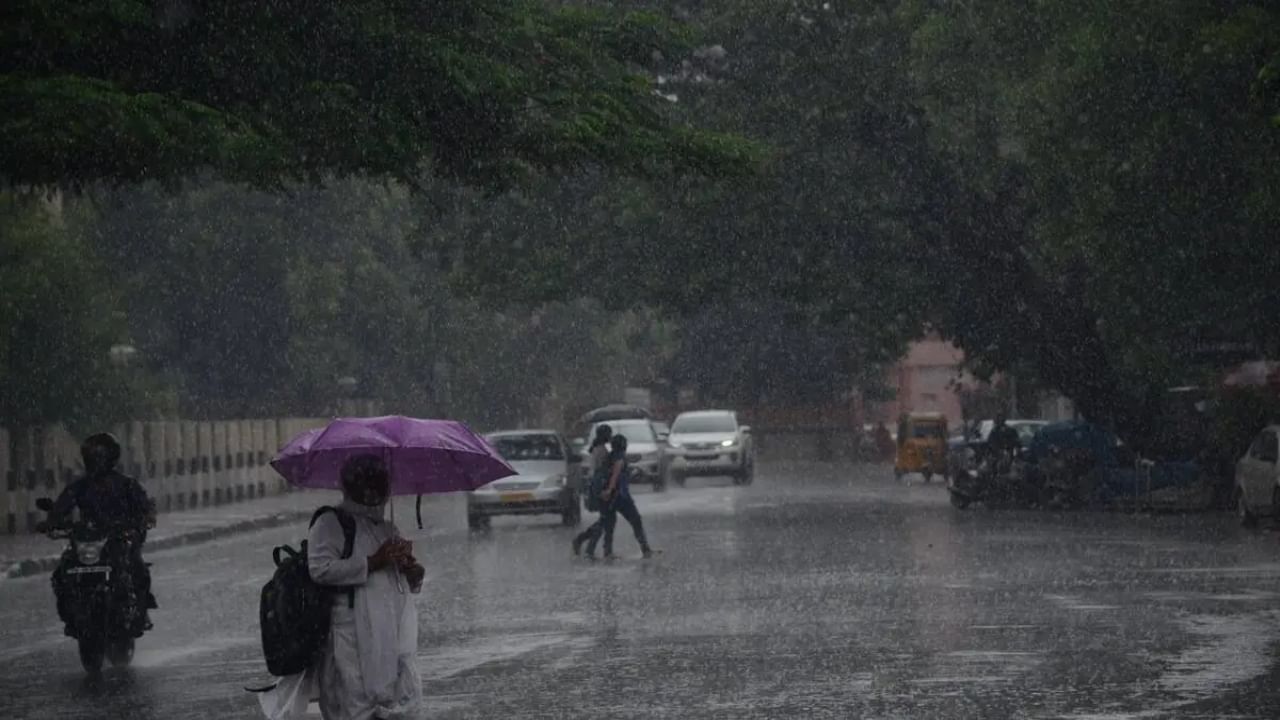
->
[740,425,752,434]
[656,432,669,442]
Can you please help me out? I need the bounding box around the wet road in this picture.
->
[3,461,1280,719]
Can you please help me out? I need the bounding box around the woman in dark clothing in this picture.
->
[595,435,652,559]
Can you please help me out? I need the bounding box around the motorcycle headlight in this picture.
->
[720,439,736,448]
[77,540,104,565]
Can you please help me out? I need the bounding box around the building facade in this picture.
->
[873,336,970,430]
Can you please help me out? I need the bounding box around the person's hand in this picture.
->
[396,550,418,571]
[404,563,425,592]
[368,539,410,572]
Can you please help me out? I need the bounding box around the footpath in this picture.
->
[1,490,342,580]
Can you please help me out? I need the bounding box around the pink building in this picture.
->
[875,336,973,430]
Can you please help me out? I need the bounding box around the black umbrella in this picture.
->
[579,404,652,424]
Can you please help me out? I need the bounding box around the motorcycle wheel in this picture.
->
[78,638,105,674]
[107,638,135,668]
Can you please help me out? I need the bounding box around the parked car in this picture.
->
[468,431,580,529]
[581,419,668,492]
[1022,421,1210,511]
[1234,424,1280,527]
[666,410,755,486]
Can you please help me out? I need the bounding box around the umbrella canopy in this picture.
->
[271,416,516,496]
[579,404,652,424]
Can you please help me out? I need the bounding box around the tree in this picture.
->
[1,0,757,190]
[905,0,1280,447]
[0,196,134,430]
[444,0,1280,449]
[664,300,894,407]
[440,1,930,382]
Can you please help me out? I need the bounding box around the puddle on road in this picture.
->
[419,630,594,680]
[1044,593,1121,611]
[1155,610,1280,704]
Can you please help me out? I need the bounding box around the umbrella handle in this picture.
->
[416,494,423,530]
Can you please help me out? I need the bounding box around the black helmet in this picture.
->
[591,424,614,449]
[609,434,628,453]
[81,432,122,475]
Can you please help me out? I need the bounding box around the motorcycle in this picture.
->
[35,497,150,674]
[947,447,1035,509]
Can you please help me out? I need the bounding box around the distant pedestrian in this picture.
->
[259,454,423,720]
[572,425,613,558]
[595,435,653,560]
[873,422,895,462]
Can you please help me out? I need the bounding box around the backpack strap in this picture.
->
[272,544,299,568]
[309,506,359,608]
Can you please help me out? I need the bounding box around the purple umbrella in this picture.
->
[271,416,516,496]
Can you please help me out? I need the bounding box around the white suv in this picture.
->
[666,410,754,486]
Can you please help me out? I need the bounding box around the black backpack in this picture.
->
[258,506,356,677]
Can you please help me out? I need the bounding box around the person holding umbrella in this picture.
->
[315,454,423,719]
[259,454,424,720]
[260,416,517,720]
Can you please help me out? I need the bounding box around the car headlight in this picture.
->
[721,439,736,448]
[541,474,567,488]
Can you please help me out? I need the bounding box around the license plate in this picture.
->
[499,492,535,503]
[688,454,717,461]
[66,566,111,576]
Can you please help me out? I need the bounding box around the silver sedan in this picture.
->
[468,431,581,529]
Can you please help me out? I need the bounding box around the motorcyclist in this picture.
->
[984,414,1022,471]
[47,433,157,637]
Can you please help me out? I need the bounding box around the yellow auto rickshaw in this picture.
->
[895,412,949,481]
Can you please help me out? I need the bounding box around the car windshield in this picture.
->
[486,434,564,461]
[599,421,655,445]
[910,422,946,439]
[672,414,736,433]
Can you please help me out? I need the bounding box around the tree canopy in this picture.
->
[441,0,1280,446]
[5,1,1280,448]
[1,0,758,190]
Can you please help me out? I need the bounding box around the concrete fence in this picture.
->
[2,418,327,535]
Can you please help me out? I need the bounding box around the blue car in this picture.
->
[1026,421,1212,510]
